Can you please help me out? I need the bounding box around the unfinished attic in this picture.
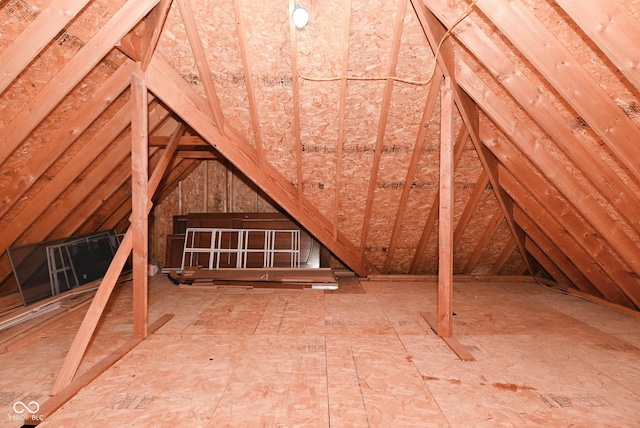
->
[1,0,640,426]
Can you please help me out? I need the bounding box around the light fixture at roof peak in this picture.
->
[292,5,309,30]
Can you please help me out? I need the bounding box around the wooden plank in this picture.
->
[453,170,489,249]
[0,0,160,166]
[411,0,532,276]
[419,312,475,361]
[475,0,640,182]
[555,0,640,93]
[437,77,455,338]
[145,56,377,276]
[0,62,132,220]
[431,0,640,239]
[457,60,640,287]
[525,236,586,292]
[131,62,149,339]
[176,0,224,132]
[362,0,407,267]
[235,0,264,159]
[462,206,503,275]
[0,0,90,94]
[409,126,467,273]
[38,314,173,423]
[384,70,441,272]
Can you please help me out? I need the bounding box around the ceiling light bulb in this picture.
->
[292,5,309,29]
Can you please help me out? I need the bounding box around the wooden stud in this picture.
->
[131,62,149,339]
[437,76,455,338]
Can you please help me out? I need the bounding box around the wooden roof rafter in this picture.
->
[0,62,133,219]
[0,0,91,94]
[429,0,640,240]
[333,0,353,239]
[361,0,408,262]
[555,0,640,93]
[458,60,640,304]
[478,118,640,308]
[414,0,533,275]
[0,0,160,166]
[383,69,442,272]
[475,0,640,184]
[234,0,264,160]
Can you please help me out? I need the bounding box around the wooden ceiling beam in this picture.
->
[0,61,132,219]
[0,0,90,94]
[364,0,408,268]
[475,0,640,184]
[145,55,376,276]
[458,60,640,280]
[176,0,224,132]
[0,0,159,167]
[479,121,640,307]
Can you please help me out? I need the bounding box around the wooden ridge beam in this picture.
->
[145,55,376,276]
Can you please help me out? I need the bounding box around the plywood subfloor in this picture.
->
[1,275,639,427]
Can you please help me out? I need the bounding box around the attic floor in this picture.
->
[1,275,639,427]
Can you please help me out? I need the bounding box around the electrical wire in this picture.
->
[296,0,478,86]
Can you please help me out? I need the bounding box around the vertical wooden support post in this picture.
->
[437,76,454,338]
[131,62,149,339]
